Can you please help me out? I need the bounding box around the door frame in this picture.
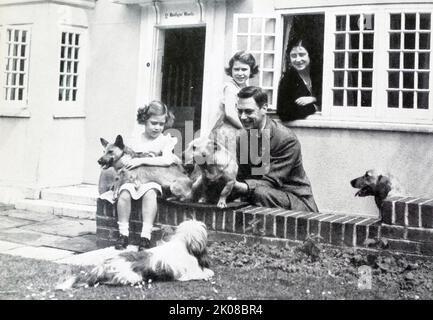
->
[136,3,227,138]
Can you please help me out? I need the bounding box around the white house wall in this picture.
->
[0,2,90,202]
[82,0,142,184]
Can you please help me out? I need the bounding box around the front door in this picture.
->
[161,27,206,136]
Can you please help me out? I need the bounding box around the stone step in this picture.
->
[40,184,98,206]
[15,199,96,220]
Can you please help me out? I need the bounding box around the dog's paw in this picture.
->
[203,268,214,280]
[217,200,227,208]
[198,197,207,203]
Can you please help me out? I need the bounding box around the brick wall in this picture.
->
[96,196,433,256]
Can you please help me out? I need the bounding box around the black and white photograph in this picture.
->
[1,0,433,305]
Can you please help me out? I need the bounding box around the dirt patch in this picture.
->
[207,237,433,300]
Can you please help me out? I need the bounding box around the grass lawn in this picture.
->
[1,239,433,300]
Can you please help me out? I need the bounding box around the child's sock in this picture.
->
[118,222,129,236]
[140,223,153,239]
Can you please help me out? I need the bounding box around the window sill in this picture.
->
[0,108,31,118]
[53,109,86,119]
[269,113,433,134]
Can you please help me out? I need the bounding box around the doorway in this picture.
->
[161,27,206,135]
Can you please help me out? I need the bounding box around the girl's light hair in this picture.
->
[136,100,175,128]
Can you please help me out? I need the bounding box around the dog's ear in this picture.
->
[100,138,109,148]
[376,175,392,200]
[114,135,125,150]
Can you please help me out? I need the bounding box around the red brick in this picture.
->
[157,201,169,224]
[406,227,433,243]
[195,208,205,223]
[381,224,405,240]
[421,200,433,228]
[407,199,426,228]
[215,210,224,231]
[381,200,393,224]
[343,217,366,247]
[356,223,368,247]
[367,223,381,240]
[96,227,111,239]
[386,239,420,254]
[286,212,309,240]
[225,210,235,232]
[184,207,196,221]
[330,216,354,246]
[263,209,286,237]
[319,215,338,244]
[176,207,186,225]
[129,220,143,234]
[204,210,215,230]
[309,214,334,237]
[244,211,256,234]
[419,242,433,256]
[96,216,117,228]
[234,210,244,233]
[296,213,320,241]
[394,200,407,226]
[166,204,177,226]
[96,239,113,248]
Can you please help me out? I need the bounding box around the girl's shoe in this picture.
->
[138,237,151,251]
[115,234,129,250]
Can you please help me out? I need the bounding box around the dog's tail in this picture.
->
[55,265,112,291]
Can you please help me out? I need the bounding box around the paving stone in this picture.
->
[56,245,137,266]
[51,234,98,253]
[0,240,25,252]
[4,246,75,261]
[0,228,71,247]
[0,216,35,229]
[19,217,96,237]
[0,209,57,222]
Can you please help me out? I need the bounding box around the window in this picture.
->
[234,14,282,109]
[58,31,81,102]
[2,27,30,103]
[332,14,374,109]
[387,13,431,111]
[324,7,433,123]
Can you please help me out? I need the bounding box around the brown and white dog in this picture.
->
[98,135,193,201]
[184,136,238,208]
[56,220,214,289]
[351,169,405,209]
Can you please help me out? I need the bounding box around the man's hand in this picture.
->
[295,96,316,106]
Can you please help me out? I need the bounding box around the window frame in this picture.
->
[0,24,32,114]
[322,5,433,124]
[54,25,88,117]
[232,13,283,110]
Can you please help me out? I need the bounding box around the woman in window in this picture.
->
[276,40,321,122]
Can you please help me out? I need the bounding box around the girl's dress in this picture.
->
[211,78,242,131]
[99,130,178,204]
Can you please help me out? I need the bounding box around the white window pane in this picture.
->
[238,18,249,33]
[390,14,401,30]
[265,19,275,33]
[336,16,346,31]
[251,35,262,51]
[251,18,262,33]
[420,13,431,30]
[263,71,273,87]
[237,36,248,50]
[263,53,274,68]
[417,92,429,109]
[264,36,275,51]
[249,76,260,87]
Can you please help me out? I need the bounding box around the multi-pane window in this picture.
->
[332,14,375,108]
[234,15,280,109]
[58,31,81,102]
[387,13,431,110]
[3,28,29,101]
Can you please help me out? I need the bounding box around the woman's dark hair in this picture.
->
[237,86,268,108]
[136,100,175,128]
[225,51,259,78]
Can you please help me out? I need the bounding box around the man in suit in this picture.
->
[233,86,318,212]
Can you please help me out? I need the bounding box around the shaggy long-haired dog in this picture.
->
[351,169,405,209]
[56,220,214,289]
